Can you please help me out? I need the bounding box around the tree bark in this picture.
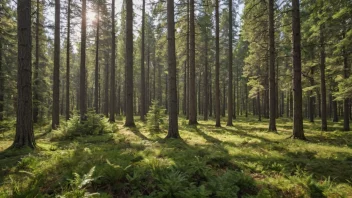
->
[94,3,100,114]
[165,0,179,138]
[227,0,233,126]
[203,29,208,121]
[109,0,116,122]
[0,39,3,121]
[66,0,71,120]
[343,45,350,131]
[140,0,146,121]
[215,0,221,127]
[125,0,135,126]
[33,0,40,123]
[268,0,276,131]
[292,0,305,140]
[80,0,87,121]
[320,25,327,131]
[52,0,60,129]
[188,0,197,125]
[309,66,314,122]
[13,0,35,148]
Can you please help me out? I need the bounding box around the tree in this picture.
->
[13,0,35,148]
[66,0,71,121]
[124,0,135,127]
[319,24,327,131]
[166,0,180,139]
[227,0,233,126]
[52,0,60,129]
[33,0,40,123]
[80,0,87,121]
[109,0,116,122]
[140,0,146,121]
[215,0,221,127]
[292,0,305,140]
[94,1,100,114]
[268,0,276,131]
[188,0,197,125]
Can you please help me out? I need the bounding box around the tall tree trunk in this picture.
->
[0,39,3,121]
[215,0,221,127]
[222,82,226,117]
[257,91,261,121]
[189,0,197,124]
[186,0,190,120]
[80,0,87,121]
[292,0,305,140]
[104,53,109,117]
[203,29,208,121]
[183,61,187,115]
[33,0,40,123]
[309,66,314,122]
[209,68,212,117]
[343,44,350,130]
[125,0,135,126]
[140,0,146,121]
[66,0,71,120]
[320,25,327,131]
[52,0,60,129]
[13,0,35,148]
[268,0,276,131]
[94,3,100,114]
[165,0,179,138]
[333,98,338,122]
[227,0,233,126]
[109,0,116,122]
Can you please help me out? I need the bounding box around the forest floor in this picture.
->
[1,116,352,197]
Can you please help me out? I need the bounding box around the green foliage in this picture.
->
[146,100,164,132]
[49,111,115,140]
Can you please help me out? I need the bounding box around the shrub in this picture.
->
[146,100,164,132]
[49,110,113,140]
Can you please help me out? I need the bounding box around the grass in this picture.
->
[0,115,352,197]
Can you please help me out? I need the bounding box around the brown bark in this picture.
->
[320,25,327,131]
[268,0,276,131]
[109,0,116,122]
[13,0,35,148]
[80,0,87,121]
[215,0,221,127]
[104,53,109,117]
[203,29,208,121]
[227,0,233,126]
[188,0,197,125]
[0,39,3,121]
[33,0,40,123]
[140,0,146,121]
[66,0,71,120]
[292,0,305,140]
[165,0,179,138]
[94,3,100,114]
[52,0,60,129]
[125,0,135,126]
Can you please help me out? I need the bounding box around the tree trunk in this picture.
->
[203,30,208,120]
[140,0,146,121]
[333,98,338,122]
[188,0,197,125]
[94,3,100,114]
[104,53,109,117]
[13,0,35,148]
[320,25,327,131]
[66,0,71,120]
[109,0,116,122]
[309,66,314,122]
[183,61,187,115]
[80,0,87,121]
[343,45,350,130]
[33,0,40,123]
[292,0,305,140]
[186,0,190,120]
[227,0,233,126]
[52,0,60,129]
[165,0,179,138]
[268,0,276,131]
[125,0,135,126]
[0,39,3,121]
[257,92,261,121]
[215,0,221,127]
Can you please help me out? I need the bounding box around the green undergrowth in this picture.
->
[0,115,352,197]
